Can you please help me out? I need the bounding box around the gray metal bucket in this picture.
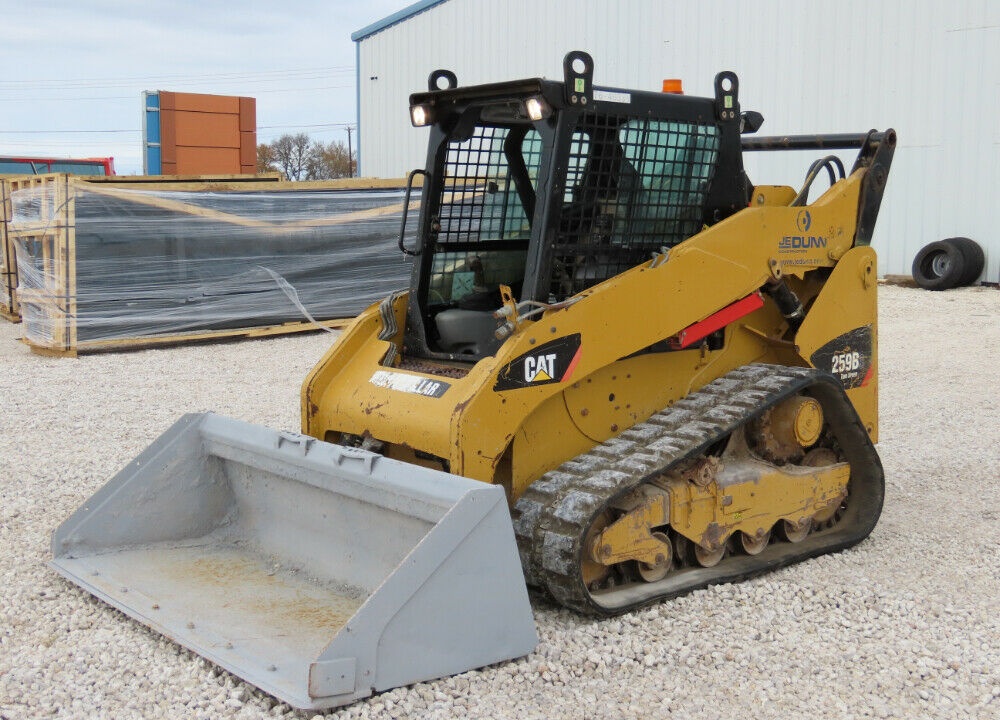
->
[51,413,537,710]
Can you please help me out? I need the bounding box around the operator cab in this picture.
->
[399,52,754,363]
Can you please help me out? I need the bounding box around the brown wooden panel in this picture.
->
[173,111,240,148]
[159,91,176,111]
[239,132,256,166]
[160,108,177,168]
[171,92,240,114]
[239,97,256,132]
[174,147,241,175]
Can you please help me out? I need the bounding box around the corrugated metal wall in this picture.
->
[357,0,999,281]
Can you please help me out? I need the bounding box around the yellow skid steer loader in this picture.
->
[52,52,895,710]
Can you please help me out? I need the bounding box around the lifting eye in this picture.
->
[427,69,458,91]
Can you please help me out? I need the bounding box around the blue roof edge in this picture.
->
[351,0,450,42]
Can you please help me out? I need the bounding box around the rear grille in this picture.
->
[398,357,471,379]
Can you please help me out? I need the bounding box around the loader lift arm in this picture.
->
[742,129,897,245]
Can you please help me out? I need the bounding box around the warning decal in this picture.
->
[369,370,450,398]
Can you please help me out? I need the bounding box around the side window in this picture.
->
[619,119,720,246]
[439,126,541,244]
[481,129,543,240]
[428,125,541,305]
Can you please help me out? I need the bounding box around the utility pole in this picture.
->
[345,126,354,177]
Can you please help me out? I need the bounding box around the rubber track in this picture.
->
[511,363,884,615]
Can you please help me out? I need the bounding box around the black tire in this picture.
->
[944,237,985,286]
[911,240,966,290]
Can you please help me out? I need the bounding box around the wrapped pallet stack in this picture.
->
[4,174,414,354]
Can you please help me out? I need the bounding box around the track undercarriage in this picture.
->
[512,364,884,615]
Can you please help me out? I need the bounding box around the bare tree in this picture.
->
[306,140,352,180]
[257,135,354,181]
[269,133,312,180]
[256,143,279,174]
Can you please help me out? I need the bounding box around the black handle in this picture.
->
[399,168,426,256]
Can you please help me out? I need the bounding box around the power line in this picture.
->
[0,84,354,102]
[1,122,357,136]
[0,129,141,135]
[0,66,355,89]
[0,140,138,148]
[258,122,355,130]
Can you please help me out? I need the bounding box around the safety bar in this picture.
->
[742,132,891,151]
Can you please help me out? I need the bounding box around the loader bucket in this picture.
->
[50,413,537,711]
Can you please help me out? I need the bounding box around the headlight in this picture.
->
[525,97,550,121]
[410,104,431,127]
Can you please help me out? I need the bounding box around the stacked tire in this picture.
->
[911,237,985,290]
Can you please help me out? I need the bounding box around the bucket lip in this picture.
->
[48,555,324,707]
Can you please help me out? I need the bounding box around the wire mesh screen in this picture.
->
[428,126,540,305]
[438,127,541,245]
[550,114,719,299]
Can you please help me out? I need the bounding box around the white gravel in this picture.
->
[1,284,998,720]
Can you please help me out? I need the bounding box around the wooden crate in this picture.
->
[6,175,76,342]
[6,173,412,354]
[1,173,286,324]
[0,177,18,321]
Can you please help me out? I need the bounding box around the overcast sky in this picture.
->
[1,0,414,174]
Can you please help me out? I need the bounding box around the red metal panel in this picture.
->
[0,157,113,175]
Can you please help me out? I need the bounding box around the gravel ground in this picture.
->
[1,284,998,720]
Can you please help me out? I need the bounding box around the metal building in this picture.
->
[353,0,998,282]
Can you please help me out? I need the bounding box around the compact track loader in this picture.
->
[53,52,895,710]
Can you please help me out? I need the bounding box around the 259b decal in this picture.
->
[810,326,874,389]
[830,351,861,375]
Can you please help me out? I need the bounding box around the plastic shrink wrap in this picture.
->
[7,177,416,352]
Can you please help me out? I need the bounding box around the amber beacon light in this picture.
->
[662,78,684,94]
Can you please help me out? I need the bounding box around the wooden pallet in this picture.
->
[24,316,353,357]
